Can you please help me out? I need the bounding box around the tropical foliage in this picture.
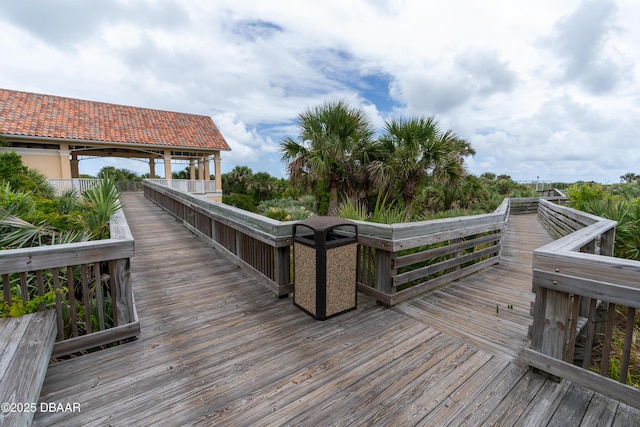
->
[1,153,122,323]
[566,182,640,261]
[369,117,475,216]
[256,195,315,221]
[222,166,290,212]
[280,100,376,214]
[280,101,485,218]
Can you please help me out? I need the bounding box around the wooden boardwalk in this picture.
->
[34,194,640,426]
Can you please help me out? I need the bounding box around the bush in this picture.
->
[566,182,607,211]
[223,193,256,212]
[0,151,55,197]
[257,196,315,221]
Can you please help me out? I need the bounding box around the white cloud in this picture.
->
[1,0,639,183]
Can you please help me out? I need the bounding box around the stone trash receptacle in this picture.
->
[293,216,358,321]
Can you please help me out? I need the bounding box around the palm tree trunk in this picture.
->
[329,183,339,215]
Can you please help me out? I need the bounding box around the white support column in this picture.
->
[59,143,72,179]
[189,159,196,180]
[204,156,211,180]
[198,157,205,180]
[214,152,222,192]
[163,150,172,179]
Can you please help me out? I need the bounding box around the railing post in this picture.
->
[111,258,134,325]
[600,228,616,257]
[275,246,291,296]
[530,286,547,351]
[542,289,571,360]
[374,249,394,305]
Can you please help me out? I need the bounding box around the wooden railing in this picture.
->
[0,208,139,357]
[525,199,640,409]
[537,188,568,199]
[144,182,294,297]
[355,199,509,306]
[144,181,519,306]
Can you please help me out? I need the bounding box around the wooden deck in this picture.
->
[34,194,640,426]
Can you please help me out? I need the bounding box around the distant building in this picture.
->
[0,88,231,200]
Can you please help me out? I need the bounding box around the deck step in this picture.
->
[0,310,57,427]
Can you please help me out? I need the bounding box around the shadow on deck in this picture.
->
[34,194,640,426]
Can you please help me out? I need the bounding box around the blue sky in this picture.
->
[1,0,639,183]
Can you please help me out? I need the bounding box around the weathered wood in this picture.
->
[601,302,616,377]
[530,286,547,351]
[620,307,636,385]
[0,203,138,355]
[390,257,499,306]
[0,310,56,427]
[542,289,570,360]
[582,297,598,369]
[32,198,638,426]
[566,294,581,364]
[51,321,140,358]
[0,239,134,275]
[393,232,500,269]
[523,348,640,410]
[393,244,499,286]
[533,267,640,306]
[546,383,594,426]
[111,257,134,325]
[580,393,619,427]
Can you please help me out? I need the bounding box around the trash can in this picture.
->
[293,216,358,320]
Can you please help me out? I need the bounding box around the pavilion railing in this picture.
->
[49,178,100,195]
[146,179,218,194]
[49,178,217,196]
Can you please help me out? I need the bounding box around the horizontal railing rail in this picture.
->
[49,178,100,195]
[146,178,218,194]
[0,208,139,357]
[50,178,219,196]
[143,181,525,306]
[525,199,640,409]
[49,178,146,194]
[355,198,510,306]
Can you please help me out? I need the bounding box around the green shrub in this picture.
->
[257,196,315,221]
[223,193,257,212]
[0,151,55,197]
[566,182,607,211]
[79,177,122,240]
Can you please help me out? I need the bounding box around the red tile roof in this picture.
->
[0,88,231,151]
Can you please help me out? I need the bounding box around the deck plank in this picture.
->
[0,310,57,427]
[33,196,639,426]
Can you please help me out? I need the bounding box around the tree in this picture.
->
[368,117,474,217]
[620,173,639,184]
[280,100,375,214]
[97,166,141,181]
[172,166,194,180]
[0,151,55,198]
[223,166,253,195]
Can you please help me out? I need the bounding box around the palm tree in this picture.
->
[369,117,474,217]
[620,173,639,184]
[280,101,374,214]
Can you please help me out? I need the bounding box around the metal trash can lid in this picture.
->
[293,216,357,246]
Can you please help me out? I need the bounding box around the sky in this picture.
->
[1,0,639,184]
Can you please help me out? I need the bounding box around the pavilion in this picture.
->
[0,88,231,200]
